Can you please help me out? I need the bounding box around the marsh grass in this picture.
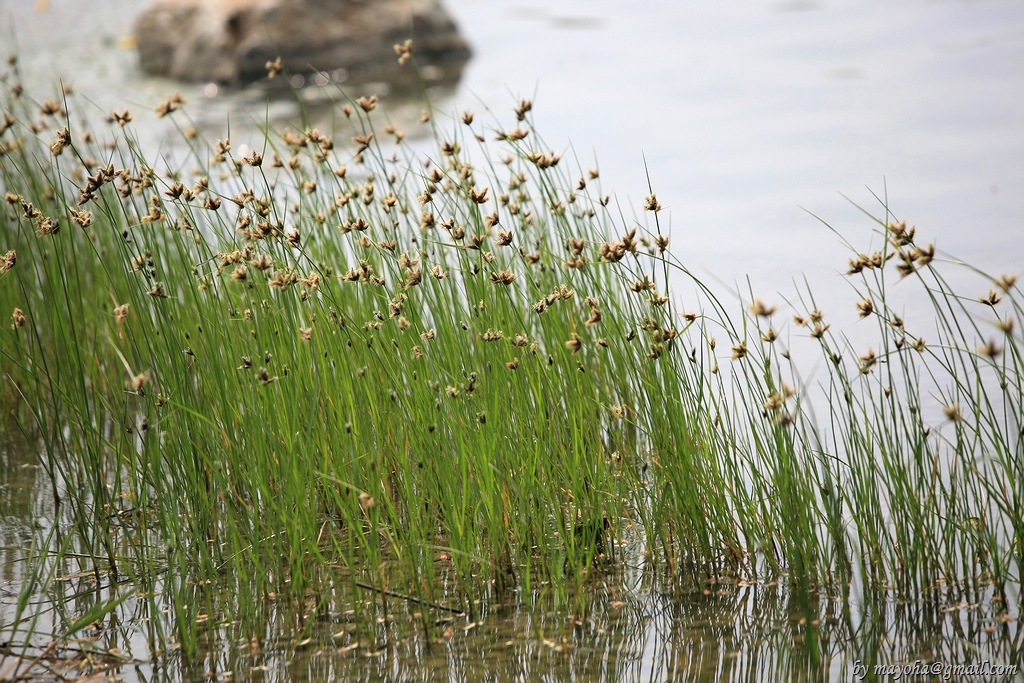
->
[0,54,1020,673]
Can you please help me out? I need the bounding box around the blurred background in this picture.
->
[4,0,1023,316]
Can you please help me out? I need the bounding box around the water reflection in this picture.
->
[0,416,42,591]
[165,580,1014,682]
[3,510,1017,683]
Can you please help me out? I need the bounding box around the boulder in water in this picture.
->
[134,0,470,83]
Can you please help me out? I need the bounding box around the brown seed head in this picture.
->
[0,250,15,274]
[525,150,559,169]
[515,99,532,121]
[913,243,935,266]
[49,126,70,156]
[34,215,59,236]
[482,328,504,342]
[565,332,582,354]
[892,259,917,278]
[250,254,272,271]
[490,269,516,286]
[978,339,1003,359]
[629,275,655,293]
[859,348,877,374]
[886,220,916,246]
[763,392,785,413]
[469,186,489,204]
[164,181,184,200]
[154,94,184,118]
[39,98,64,117]
[351,133,374,154]
[108,109,133,127]
[394,39,412,64]
[599,241,626,263]
[0,113,15,137]
[749,299,777,318]
[979,289,1002,307]
[856,298,874,318]
[128,372,149,393]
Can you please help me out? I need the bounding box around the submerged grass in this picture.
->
[0,54,1020,670]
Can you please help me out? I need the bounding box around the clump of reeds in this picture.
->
[0,50,1019,662]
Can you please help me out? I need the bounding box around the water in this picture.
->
[2,492,1017,683]
[3,1,1024,680]
[448,0,1024,288]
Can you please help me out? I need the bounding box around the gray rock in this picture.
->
[134,0,470,83]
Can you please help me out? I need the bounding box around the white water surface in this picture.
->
[446,0,1024,297]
